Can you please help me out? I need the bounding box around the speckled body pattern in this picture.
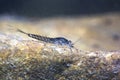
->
[17,29,74,48]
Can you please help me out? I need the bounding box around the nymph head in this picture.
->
[67,40,74,48]
[54,37,74,48]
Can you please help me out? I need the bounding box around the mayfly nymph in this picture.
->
[17,29,74,48]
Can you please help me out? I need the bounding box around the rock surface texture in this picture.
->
[0,32,120,80]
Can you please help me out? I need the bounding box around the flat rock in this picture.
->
[0,32,120,80]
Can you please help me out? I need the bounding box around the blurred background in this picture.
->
[0,0,120,51]
[0,0,120,18]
